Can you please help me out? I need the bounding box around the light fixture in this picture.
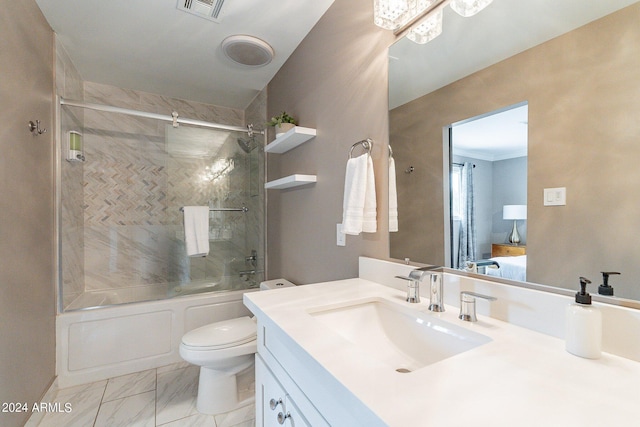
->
[373,0,436,30]
[503,205,527,245]
[373,0,411,30]
[221,35,274,67]
[374,0,493,44]
[406,8,443,44]
[449,0,493,17]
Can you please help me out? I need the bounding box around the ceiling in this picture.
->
[35,1,638,115]
[35,0,335,110]
[452,104,528,162]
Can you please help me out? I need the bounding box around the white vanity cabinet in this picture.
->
[249,301,385,427]
[256,355,313,427]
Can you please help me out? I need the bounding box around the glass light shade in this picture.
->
[450,0,493,17]
[373,0,412,30]
[503,205,527,220]
[374,0,437,30]
[406,9,443,44]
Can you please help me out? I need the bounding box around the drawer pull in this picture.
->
[277,411,291,424]
[269,398,283,410]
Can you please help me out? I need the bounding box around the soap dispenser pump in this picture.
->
[565,277,601,359]
[598,271,620,296]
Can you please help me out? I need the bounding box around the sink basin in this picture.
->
[308,298,491,373]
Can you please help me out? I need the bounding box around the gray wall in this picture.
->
[266,0,395,284]
[492,157,527,245]
[0,0,55,426]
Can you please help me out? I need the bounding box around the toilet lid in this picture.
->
[182,316,256,349]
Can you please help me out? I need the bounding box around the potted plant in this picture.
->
[266,111,297,137]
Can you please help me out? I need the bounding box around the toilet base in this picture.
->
[196,358,255,414]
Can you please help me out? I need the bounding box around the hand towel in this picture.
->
[342,153,377,235]
[388,157,398,232]
[183,206,210,257]
[362,154,377,233]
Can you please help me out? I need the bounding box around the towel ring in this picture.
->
[349,138,373,159]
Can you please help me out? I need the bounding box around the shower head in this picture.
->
[237,137,256,153]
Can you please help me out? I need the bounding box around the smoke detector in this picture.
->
[177,0,226,23]
[221,35,274,67]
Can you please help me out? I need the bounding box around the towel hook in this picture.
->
[28,120,47,135]
[349,138,373,159]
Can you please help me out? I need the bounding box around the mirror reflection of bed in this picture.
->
[484,244,527,282]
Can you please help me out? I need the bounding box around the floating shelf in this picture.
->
[264,126,316,154]
[265,174,317,190]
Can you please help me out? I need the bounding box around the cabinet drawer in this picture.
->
[491,244,526,257]
[258,326,330,427]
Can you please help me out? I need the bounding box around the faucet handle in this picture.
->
[395,275,421,303]
[459,291,497,322]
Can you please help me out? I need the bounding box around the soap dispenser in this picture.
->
[598,271,620,296]
[565,277,601,359]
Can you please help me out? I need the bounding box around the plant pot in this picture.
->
[275,123,295,137]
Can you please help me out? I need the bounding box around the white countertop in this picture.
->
[245,278,640,426]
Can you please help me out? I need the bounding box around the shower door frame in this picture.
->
[54,96,268,313]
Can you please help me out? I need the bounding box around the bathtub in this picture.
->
[56,288,257,388]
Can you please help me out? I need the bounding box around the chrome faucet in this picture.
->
[396,266,443,309]
[459,291,497,322]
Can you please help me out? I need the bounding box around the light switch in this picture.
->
[544,187,566,206]
[336,223,346,246]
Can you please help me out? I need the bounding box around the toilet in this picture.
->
[179,279,295,414]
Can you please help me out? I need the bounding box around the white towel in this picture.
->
[183,206,210,257]
[362,154,377,233]
[388,157,398,232]
[342,153,377,235]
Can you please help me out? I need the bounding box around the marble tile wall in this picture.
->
[58,60,266,308]
[243,89,267,285]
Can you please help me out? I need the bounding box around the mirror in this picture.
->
[388,1,640,302]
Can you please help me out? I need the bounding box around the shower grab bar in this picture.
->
[179,207,249,213]
[59,98,264,136]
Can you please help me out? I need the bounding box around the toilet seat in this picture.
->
[181,316,256,350]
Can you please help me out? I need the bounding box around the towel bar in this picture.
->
[349,138,373,159]
[179,207,248,213]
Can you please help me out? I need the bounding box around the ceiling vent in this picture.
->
[177,0,226,23]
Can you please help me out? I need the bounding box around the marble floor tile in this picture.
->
[24,379,59,427]
[156,365,200,425]
[103,369,156,402]
[94,390,156,427]
[157,361,192,374]
[156,412,217,427]
[53,379,108,397]
[214,403,255,427]
[27,362,256,427]
[36,383,106,427]
[236,367,255,403]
